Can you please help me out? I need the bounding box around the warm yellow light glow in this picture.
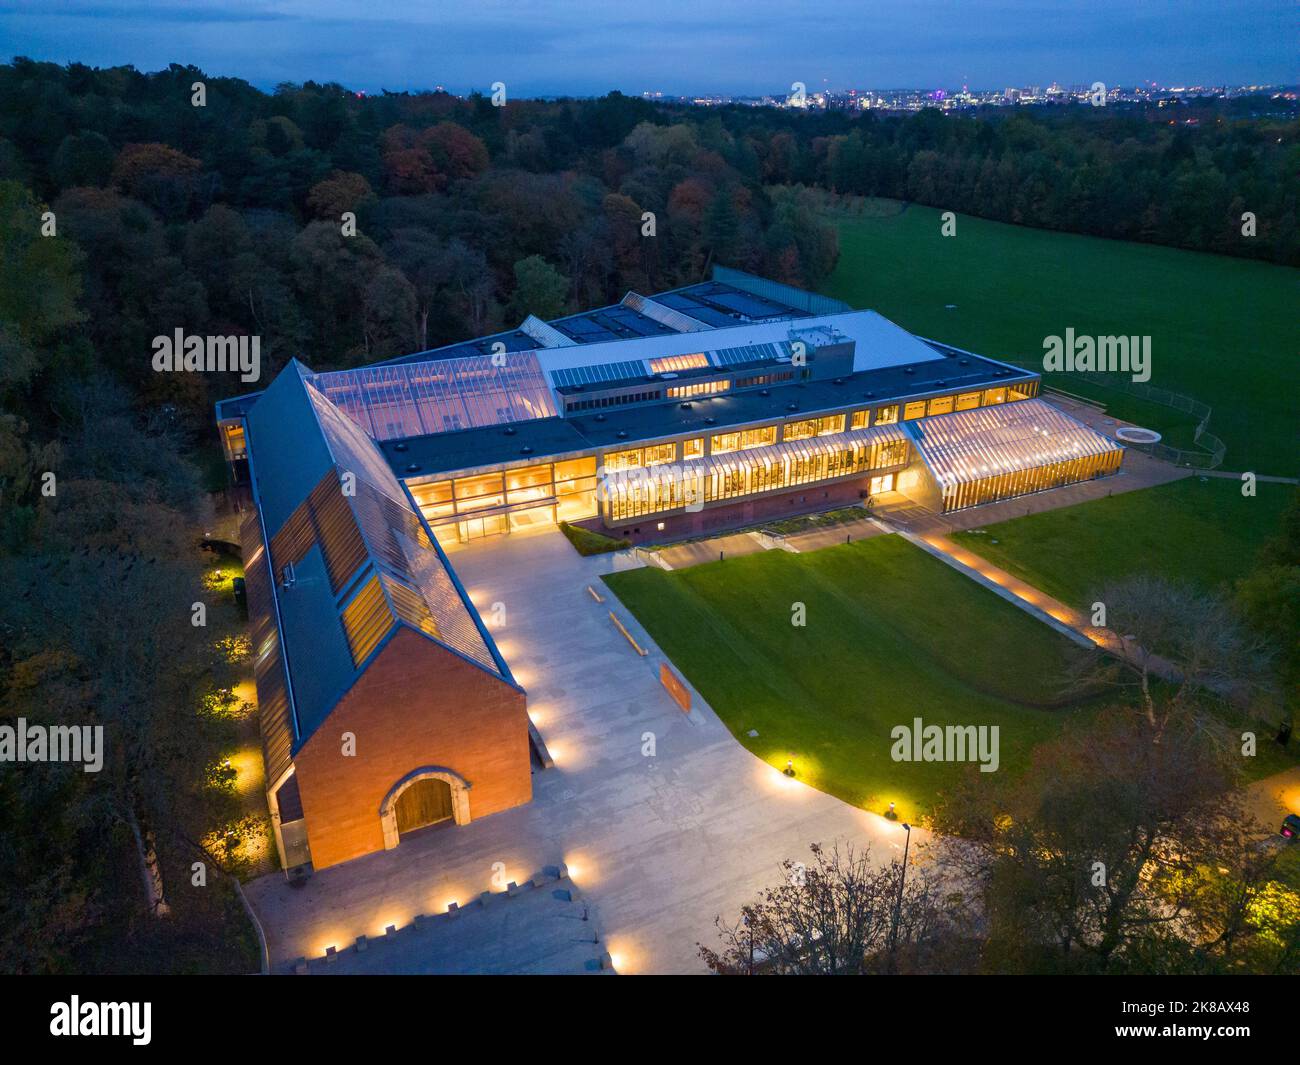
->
[564,852,598,885]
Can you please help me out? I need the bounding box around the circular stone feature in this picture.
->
[1114,426,1162,444]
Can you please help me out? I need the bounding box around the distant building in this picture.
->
[218,268,1123,872]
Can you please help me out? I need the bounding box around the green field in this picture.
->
[822,201,1299,476]
[951,477,1293,611]
[604,535,1092,822]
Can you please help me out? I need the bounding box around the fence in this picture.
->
[1063,371,1225,469]
[1009,359,1225,470]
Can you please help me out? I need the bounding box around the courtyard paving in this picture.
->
[244,526,915,974]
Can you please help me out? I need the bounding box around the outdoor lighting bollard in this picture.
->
[885,800,898,820]
[783,757,796,777]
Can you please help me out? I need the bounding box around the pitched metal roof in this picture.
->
[241,360,514,762]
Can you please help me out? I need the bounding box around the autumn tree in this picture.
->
[699,840,959,975]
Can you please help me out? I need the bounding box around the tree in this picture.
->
[934,711,1285,974]
[509,254,568,321]
[110,143,202,219]
[385,227,449,350]
[1068,575,1278,735]
[0,182,85,391]
[698,841,958,975]
[306,170,374,219]
[51,130,114,188]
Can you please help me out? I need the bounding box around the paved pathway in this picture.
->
[1243,766,1300,835]
[654,531,767,569]
[245,527,916,974]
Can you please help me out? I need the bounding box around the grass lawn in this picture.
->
[951,477,1294,610]
[822,201,1299,476]
[604,535,1094,822]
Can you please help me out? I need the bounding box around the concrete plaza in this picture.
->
[245,527,915,974]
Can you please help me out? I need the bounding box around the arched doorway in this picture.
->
[379,766,471,850]
[395,777,453,833]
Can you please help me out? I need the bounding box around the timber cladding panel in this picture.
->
[292,626,531,870]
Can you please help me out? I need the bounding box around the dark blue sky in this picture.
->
[1,1,1294,96]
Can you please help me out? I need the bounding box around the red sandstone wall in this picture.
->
[292,626,531,870]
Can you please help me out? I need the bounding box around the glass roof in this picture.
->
[907,398,1122,488]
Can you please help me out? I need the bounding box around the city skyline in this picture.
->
[1,0,1294,98]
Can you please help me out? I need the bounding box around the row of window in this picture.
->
[649,353,710,373]
[601,381,1039,472]
[667,380,731,398]
[939,450,1122,512]
[408,456,600,526]
[605,437,909,522]
[734,370,795,389]
[566,389,663,412]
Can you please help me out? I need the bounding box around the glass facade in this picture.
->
[650,353,709,373]
[783,413,846,441]
[710,424,777,454]
[409,456,598,541]
[397,373,1054,538]
[312,351,557,440]
[667,380,730,398]
[910,397,1122,512]
[604,424,909,523]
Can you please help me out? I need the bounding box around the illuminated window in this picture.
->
[869,473,895,494]
[983,387,1007,405]
[903,401,927,420]
[650,353,710,373]
[928,395,954,416]
[341,574,392,667]
[644,442,676,466]
[783,414,846,441]
[850,409,870,430]
[222,422,247,458]
[1010,379,1040,400]
[682,437,703,459]
[710,432,741,454]
[604,448,644,472]
[600,425,909,523]
[667,380,730,398]
[453,473,505,512]
[875,404,899,424]
[506,464,552,504]
[409,479,454,519]
[554,456,596,481]
[956,391,981,411]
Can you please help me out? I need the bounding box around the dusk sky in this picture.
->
[1,0,1295,96]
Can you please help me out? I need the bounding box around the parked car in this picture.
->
[1281,814,1300,840]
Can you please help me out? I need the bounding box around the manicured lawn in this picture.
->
[951,477,1294,610]
[822,202,1299,476]
[603,535,1092,822]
